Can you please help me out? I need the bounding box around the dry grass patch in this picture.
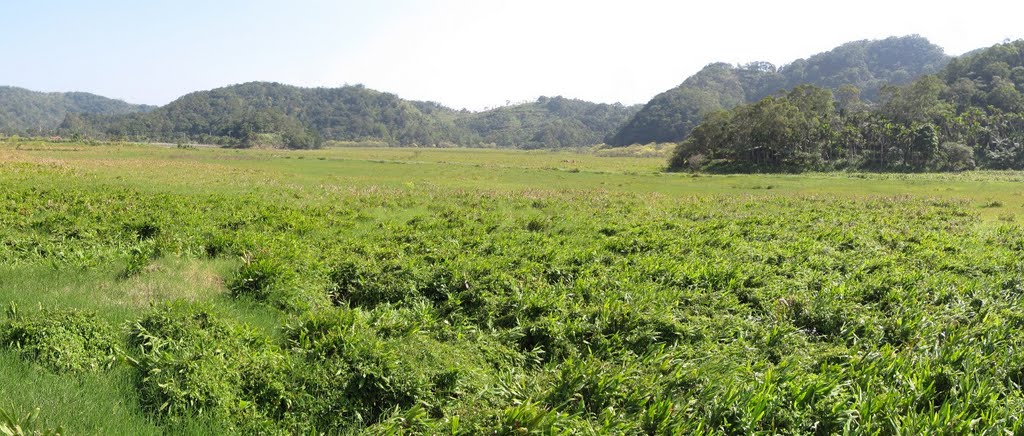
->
[105,257,235,309]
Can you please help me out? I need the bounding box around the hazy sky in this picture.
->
[3,0,1022,109]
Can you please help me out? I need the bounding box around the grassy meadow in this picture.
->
[2,140,1024,433]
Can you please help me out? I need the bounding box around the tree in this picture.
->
[987,77,1024,112]
[835,85,864,115]
[909,123,939,169]
[879,76,952,125]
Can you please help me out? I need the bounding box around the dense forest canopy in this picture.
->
[457,96,641,149]
[65,83,470,148]
[668,39,1024,172]
[48,84,639,149]
[0,86,153,134]
[610,35,950,146]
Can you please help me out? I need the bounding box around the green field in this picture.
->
[3,141,1024,434]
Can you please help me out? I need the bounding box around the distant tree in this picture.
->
[835,84,864,115]
[987,77,1024,112]
[879,76,952,125]
[908,123,939,169]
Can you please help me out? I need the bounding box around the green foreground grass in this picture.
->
[2,141,1024,433]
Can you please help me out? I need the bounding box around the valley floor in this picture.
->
[2,141,1024,433]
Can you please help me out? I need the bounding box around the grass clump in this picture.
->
[0,305,120,373]
[283,307,498,431]
[128,302,504,433]
[0,406,64,436]
[227,250,329,312]
[129,302,297,433]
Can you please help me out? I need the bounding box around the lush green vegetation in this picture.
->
[56,84,639,149]
[457,96,641,149]
[2,140,1024,433]
[65,83,460,149]
[610,35,949,146]
[0,86,153,134]
[669,40,1024,172]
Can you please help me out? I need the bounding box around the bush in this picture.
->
[227,252,329,312]
[284,308,496,429]
[327,257,424,308]
[228,253,295,302]
[129,302,296,432]
[0,306,120,372]
[928,142,976,171]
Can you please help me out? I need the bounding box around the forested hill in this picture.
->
[0,86,154,133]
[68,83,474,148]
[609,35,950,146]
[457,96,642,149]
[667,39,1024,173]
[59,83,639,149]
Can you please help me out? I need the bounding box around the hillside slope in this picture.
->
[0,86,153,133]
[458,96,641,149]
[609,35,950,146]
[666,39,1024,172]
[66,83,639,148]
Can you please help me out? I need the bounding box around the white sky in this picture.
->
[3,0,1022,110]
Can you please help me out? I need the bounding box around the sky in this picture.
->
[3,0,1023,110]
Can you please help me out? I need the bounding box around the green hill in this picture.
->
[0,86,153,134]
[458,96,641,149]
[610,35,950,146]
[2,36,964,149]
[666,39,1024,172]
[64,83,639,149]
[71,83,471,148]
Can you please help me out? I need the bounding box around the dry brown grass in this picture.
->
[101,257,232,309]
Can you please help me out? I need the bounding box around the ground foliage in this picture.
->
[3,147,1024,433]
[0,307,120,373]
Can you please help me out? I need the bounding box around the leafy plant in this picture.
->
[0,406,64,436]
[0,307,120,372]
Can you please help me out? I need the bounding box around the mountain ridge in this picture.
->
[665,39,1024,172]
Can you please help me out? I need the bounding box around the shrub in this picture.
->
[327,257,421,308]
[129,302,295,432]
[228,252,329,312]
[228,253,295,302]
[0,306,120,372]
[284,308,495,429]
[119,240,159,279]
